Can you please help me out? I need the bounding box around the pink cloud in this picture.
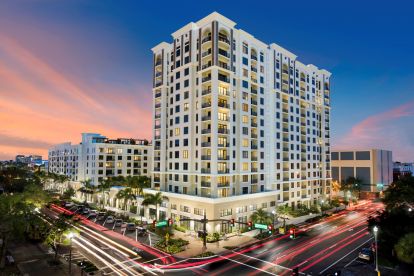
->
[0,35,152,160]
[335,99,414,161]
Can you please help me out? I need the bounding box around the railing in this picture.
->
[251,178,258,184]
[218,36,230,44]
[218,102,230,108]
[155,103,161,108]
[201,168,211,173]
[202,63,211,70]
[218,143,229,147]
[154,114,161,119]
[251,168,258,172]
[201,142,211,147]
[217,182,230,187]
[251,55,258,61]
[251,157,258,161]
[251,66,257,72]
[154,167,161,172]
[155,92,161,98]
[201,155,211,160]
[201,181,211,187]
[218,169,230,174]
[218,49,230,58]
[202,88,211,96]
[217,156,229,160]
[202,49,212,58]
[251,111,257,116]
[251,122,257,127]
[154,125,161,129]
[202,76,212,82]
[155,72,162,78]
[218,75,230,83]
[154,135,161,140]
[202,102,211,108]
[251,100,257,105]
[202,36,212,44]
[202,116,211,121]
[251,133,258,139]
[218,128,229,134]
[251,144,258,149]
[201,129,211,134]
[155,61,162,66]
[251,89,258,94]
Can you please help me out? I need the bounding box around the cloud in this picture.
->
[335,99,414,161]
[0,35,152,160]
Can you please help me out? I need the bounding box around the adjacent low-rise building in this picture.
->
[393,161,413,181]
[48,133,152,185]
[331,149,392,194]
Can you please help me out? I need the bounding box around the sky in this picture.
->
[0,0,413,161]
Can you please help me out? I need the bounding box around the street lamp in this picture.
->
[320,200,325,216]
[67,232,75,275]
[271,210,276,228]
[373,226,379,274]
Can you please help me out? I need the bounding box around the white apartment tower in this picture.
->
[151,12,331,222]
[48,133,152,185]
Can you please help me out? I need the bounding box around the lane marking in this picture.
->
[318,237,373,274]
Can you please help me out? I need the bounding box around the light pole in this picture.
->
[373,226,379,274]
[271,210,276,228]
[67,232,75,275]
[320,199,325,216]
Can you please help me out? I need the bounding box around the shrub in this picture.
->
[173,224,187,233]
[194,251,215,258]
[129,205,137,214]
[254,232,271,240]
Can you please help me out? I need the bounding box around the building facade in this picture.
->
[331,149,393,193]
[150,12,332,228]
[393,161,413,181]
[48,133,152,185]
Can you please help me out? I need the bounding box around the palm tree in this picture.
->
[142,192,167,220]
[79,179,94,203]
[116,188,135,211]
[96,179,112,208]
[250,208,273,233]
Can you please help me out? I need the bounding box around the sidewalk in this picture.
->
[172,230,259,258]
[7,241,83,276]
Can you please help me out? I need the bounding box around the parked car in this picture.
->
[114,219,123,227]
[105,216,115,224]
[82,208,90,215]
[358,248,373,262]
[96,212,106,221]
[132,247,143,254]
[126,223,136,231]
[64,202,74,208]
[136,226,147,236]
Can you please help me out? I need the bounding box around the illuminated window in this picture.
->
[183,150,189,159]
[184,103,189,111]
[242,162,248,171]
[117,148,123,154]
[242,139,249,147]
[175,128,180,136]
[242,115,248,123]
[242,103,248,112]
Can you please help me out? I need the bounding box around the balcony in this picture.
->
[201,181,211,187]
[201,49,212,58]
[154,113,161,119]
[251,122,257,127]
[218,142,229,147]
[218,49,230,58]
[218,128,229,134]
[154,146,161,150]
[218,156,229,160]
[283,127,289,132]
[218,75,230,83]
[251,111,257,116]
[155,92,161,98]
[282,108,289,113]
[201,128,211,134]
[202,63,211,70]
[201,155,211,160]
[202,76,212,83]
[251,168,258,172]
[218,102,230,109]
[154,125,161,129]
[251,99,257,106]
[251,133,258,139]
[251,156,258,161]
[154,156,161,161]
[251,66,257,73]
[218,36,230,44]
[202,115,211,121]
[201,142,211,147]
[155,81,162,87]
[202,102,212,108]
[155,60,162,66]
[217,182,230,188]
[155,103,161,108]
[202,36,212,44]
[251,144,258,150]
[251,178,258,184]
[251,55,258,61]
[251,88,258,95]
[154,135,161,140]
[153,177,160,182]
[154,167,161,172]
[283,177,290,181]
[283,157,289,161]
[202,88,211,96]
[155,71,162,78]
[201,168,211,174]
[218,169,230,174]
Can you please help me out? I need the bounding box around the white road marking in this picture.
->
[344,256,359,268]
[218,255,276,275]
[318,237,373,275]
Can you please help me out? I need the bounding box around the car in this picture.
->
[358,248,373,261]
[105,216,115,224]
[136,226,147,236]
[77,260,98,273]
[96,212,106,221]
[114,219,123,227]
[87,213,97,219]
[131,247,143,254]
[126,223,136,231]
[64,202,74,208]
[82,208,90,215]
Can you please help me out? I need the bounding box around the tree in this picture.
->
[142,192,166,220]
[341,176,362,200]
[394,232,414,264]
[44,216,75,261]
[331,180,341,194]
[116,188,135,211]
[62,187,76,200]
[383,176,414,210]
[79,179,94,203]
[0,185,49,268]
[96,179,112,208]
[250,208,272,233]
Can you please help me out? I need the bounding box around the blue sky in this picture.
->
[0,0,413,161]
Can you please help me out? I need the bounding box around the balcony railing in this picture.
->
[154,167,161,172]
[217,182,230,187]
[201,155,211,160]
[202,102,212,108]
[218,128,229,134]
[201,142,211,147]
[201,49,212,58]
[202,36,212,44]
[155,103,161,108]
[202,116,211,121]
[202,88,211,96]
[218,102,230,108]
[201,181,211,187]
[201,128,211,134]
[155,92,161,98]
[201,168,211,174]
[202,76,212,83]
[218,75,230,83]
[218,156,229,160]
[218,36,230,44]
[218,142,229,147]
[218,169,230,174]
[251,88,258,95]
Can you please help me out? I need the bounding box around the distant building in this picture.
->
[15,154,43,166]
[393,162,413,181]
[331,149,393,194]
[48,133,152,185]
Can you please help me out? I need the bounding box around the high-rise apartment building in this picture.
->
[149,12,331,230]
[48,133,152,185]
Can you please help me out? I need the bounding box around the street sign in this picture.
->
[279,227,285,234]
[156,220,168,227]
[254,223,267,230]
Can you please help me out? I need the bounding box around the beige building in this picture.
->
[331,149,392,193]
[150,12,332,232]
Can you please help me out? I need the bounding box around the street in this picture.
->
[44,201,384,275]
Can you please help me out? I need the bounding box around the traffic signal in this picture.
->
[292,267,299,276]
[230,219,235,227]
[168,218,173,226]
[152,219,157,228]
[248,221,252,230]
[289,228,296,239]
[268,224,273,234]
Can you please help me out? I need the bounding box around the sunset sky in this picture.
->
[0,0,413,161]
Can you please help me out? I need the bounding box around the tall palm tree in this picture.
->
[79,179,94,202]
[116,188,135,211]
[96,178,112,208]
[250,208,273,233]
[142,192,167,220]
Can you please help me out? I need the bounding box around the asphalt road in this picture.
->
[165,201,383,276]
[44,201,383,276]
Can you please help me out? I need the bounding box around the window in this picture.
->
[175,128,180,136]
[242,115,248,123]
[183,150,189,159]
[184,103,189,111]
